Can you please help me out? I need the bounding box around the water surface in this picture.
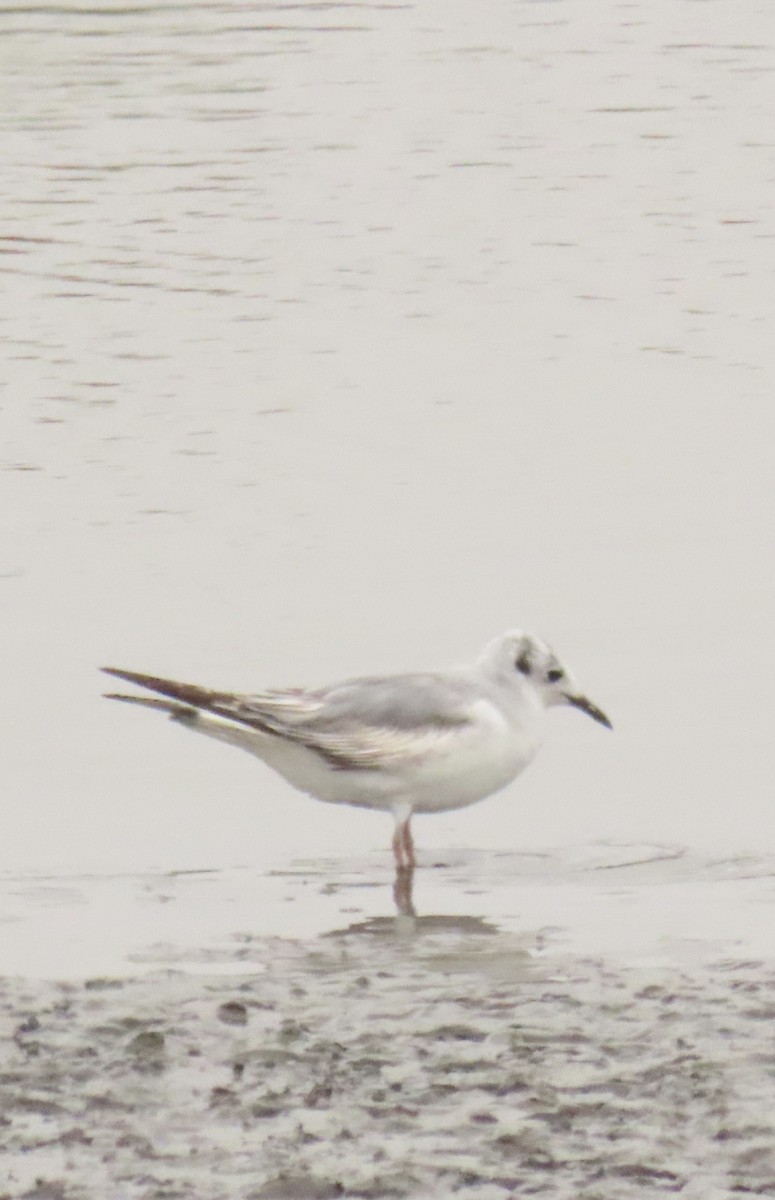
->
[1,0,774,882]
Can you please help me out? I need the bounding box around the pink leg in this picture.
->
[392,823,406,869]
[401,818,416,870]
[391,820,403,868]
[392,815,415,870]
[393,860,416,916]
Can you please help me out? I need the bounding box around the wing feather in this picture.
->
[102,668,479,771]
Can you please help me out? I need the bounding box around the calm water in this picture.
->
[2,0,774,876]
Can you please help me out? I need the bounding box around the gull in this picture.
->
[102,630,611,870]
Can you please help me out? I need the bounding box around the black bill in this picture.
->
[566,694,613,729]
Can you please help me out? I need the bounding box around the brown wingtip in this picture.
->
[99,667,226,711]
[101,667,160,687]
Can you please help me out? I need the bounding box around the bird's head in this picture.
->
[481,630,612,729]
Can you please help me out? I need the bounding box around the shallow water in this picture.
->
[3,844,774,978]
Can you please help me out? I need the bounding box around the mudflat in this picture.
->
[3,847,775,1198]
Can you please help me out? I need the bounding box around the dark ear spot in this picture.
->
[516,649,532,675]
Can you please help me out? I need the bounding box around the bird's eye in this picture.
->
[515,651,531,675]
[546,668,564,683]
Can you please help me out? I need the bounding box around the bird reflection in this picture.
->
[324,863,500,939]
[393,864,416,916]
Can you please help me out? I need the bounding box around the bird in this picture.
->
[102,630,611,870]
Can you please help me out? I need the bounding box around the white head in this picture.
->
[479,630,612,728]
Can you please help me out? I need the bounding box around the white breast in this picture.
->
[394,697,545,814]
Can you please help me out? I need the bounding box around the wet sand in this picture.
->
[3,847,775,1198]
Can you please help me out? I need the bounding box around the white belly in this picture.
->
[189,698,544,816]
[399,711,542,813]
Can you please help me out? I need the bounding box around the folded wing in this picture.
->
[102,667,479,771]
